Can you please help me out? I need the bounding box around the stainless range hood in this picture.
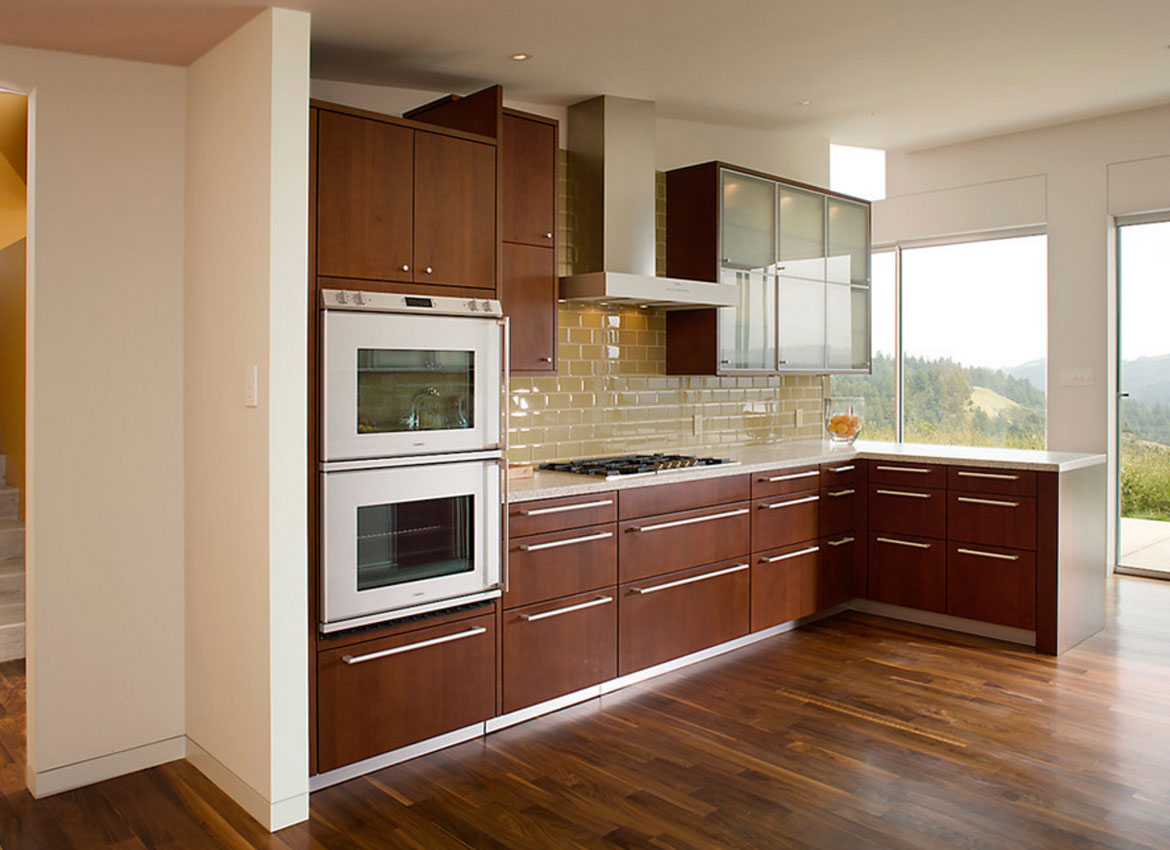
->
[559,96,737,309]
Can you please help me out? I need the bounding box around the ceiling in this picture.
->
[2,0,1170,150]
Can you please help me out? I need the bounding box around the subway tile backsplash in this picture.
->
[505,152,824,465]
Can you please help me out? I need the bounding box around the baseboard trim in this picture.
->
[185,737,308,831]
[29,735,185,798]
[849,598,1036,646]
[309,722,486,792]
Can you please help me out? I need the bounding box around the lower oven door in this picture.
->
[322,457,502,630]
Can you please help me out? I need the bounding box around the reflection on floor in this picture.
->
[1119,516,1170,572]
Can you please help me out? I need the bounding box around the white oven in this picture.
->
[322,290,503,462]
[321,453,503,631]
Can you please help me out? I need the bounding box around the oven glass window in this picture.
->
[356,494,475,591]
[357,349,474,434]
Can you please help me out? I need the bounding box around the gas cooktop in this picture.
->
[539,453,738,480]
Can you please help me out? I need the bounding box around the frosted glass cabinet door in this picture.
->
[826,283,870,371]
[718,269,776,371]
[721,170,776,270]
[778,275,825,370]
[777,186,825,281]
[826,197,870,285]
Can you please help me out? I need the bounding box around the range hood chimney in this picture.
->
[559,96,737,309]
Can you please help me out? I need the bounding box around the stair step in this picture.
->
[0,486,16,521]
[0,519,23,560]
[0,620,23,663]
[0,455,6,480]
[0,602,23,628]
[0,560,21,604]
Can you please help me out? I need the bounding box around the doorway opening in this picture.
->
[1116,216,1170,578]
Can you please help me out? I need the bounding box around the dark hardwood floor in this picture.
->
[3,576,1170,848]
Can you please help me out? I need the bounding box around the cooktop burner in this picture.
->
[539,453,738,480]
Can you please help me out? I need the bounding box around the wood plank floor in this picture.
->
[3,576,1170,848]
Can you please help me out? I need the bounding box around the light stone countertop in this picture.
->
[506,439,1106,503]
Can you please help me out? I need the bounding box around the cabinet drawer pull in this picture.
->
[828,465,856,473]
[517,531,613,552]
[875,465,931,474]
[956,470,1020,481]
[518,498,614,516]
[826,536,855,547]
[956,496,1019,508]
[341,626,487,665]
[956,547,1020,561]
[629,563,749,594]
[761,470,820,483]
[876,536,932,550]
[760,495,820,510]
[875,489,931,499]
[630,507,749,532]
[518,595,613,622]
[826,488,855,498]
[400,264,410,272]
[760,545,820,563]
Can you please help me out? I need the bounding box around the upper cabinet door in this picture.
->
[414,131,497,289]
[721,171,776,271]
[778,274,826,371]
[826,197,870,285]
[826,283,870,371]
[502,113,557,247]
[316,112,414,283]
[501,242,557,373]
[777,186,825,282]
[717,269,776,371]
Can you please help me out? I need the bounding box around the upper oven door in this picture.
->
[323,309,502,461]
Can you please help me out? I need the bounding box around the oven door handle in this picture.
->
[497,457,509,593]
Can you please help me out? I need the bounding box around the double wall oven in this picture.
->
[320,289,507,632]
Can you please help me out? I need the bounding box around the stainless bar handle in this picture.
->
[828,465,856,473]
[760,545,819,563]
[826,536,855,547]
[956,496,1019,508]
[875,489,931,499]
[498,458,510,592]
[762,470,819,483]
[630,507,749,532]
[517,531,613,552]
[827,489,855,498]
[519,499,614,516]
[629,563,749,594]
[956,547,1020,561]
[956,470,1019,481]
[341,626,487,665]
[760,495,820,510]
[519,595,613,622]
[876,536,932,549]
[875,465,931,474]
[501,316,510,451]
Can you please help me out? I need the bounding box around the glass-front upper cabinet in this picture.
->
[718,268,776,370]
[778,274,826,371]
[777,186,825,282]
[721,170,776,270]
[826,197,870,285]
[826,283,871,371]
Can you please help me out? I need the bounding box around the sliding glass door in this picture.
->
[1117,218,1170,576]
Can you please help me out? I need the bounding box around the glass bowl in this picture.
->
[825,397,864,445]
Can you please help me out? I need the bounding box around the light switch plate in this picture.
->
[245,365,259,408]
[1060,368,1094,387]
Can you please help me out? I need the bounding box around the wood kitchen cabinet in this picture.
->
[664,160,871,376]
[501,242,557,372]
[312,101,498,294]
[867,532,947,612]
[752,541,820,630]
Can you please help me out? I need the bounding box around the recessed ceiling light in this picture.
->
[511,53,531,61]
[1008,79,1020,85]
[867,111,876,117]
[798,99,812,107]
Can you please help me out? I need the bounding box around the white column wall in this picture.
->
[184,8,310,831]
[0,45,187,797]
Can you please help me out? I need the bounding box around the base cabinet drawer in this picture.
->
[751,466,822,499]
[819,486,857,537]
[868,485,946,538]
[946,544,1037,630]
[751,543,820,630]
[619,502,750,583]
[752,493,820,552]
[819,533,858,610]
[619,559,750,675]
[869,461,947,489]
[502,590,617,713]
[867,533,945,613]
[317,613,496,772]
[505,523,616,609]
[948,493,1037,550]
[947,466,1036,498]
[509,493,617,537]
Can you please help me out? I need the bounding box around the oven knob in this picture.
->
[480,300,492,312]
[353,292,366,306]
[336,290,348,304]
[468,300,479,312]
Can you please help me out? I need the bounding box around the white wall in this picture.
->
[877,103,1170,566]
[185,8,310,831]
[0,47,187,794]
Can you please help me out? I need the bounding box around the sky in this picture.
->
[1120,221,1170,362]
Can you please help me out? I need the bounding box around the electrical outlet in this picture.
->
[1060,368,1094,387]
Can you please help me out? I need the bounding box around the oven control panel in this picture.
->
[321,289,502,318]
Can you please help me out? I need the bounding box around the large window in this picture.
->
[834,234,1047,449]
